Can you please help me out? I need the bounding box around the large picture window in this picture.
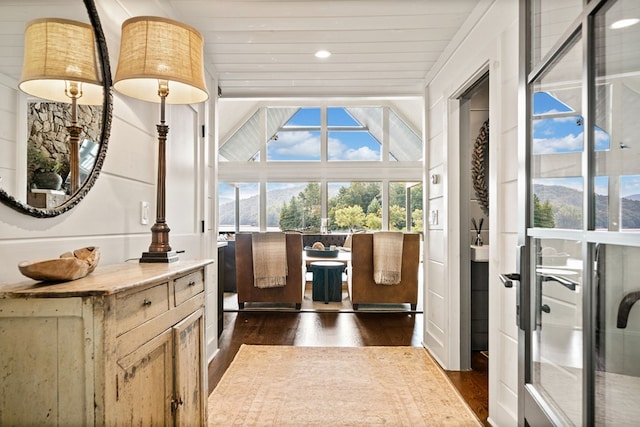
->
[217,102,423,233]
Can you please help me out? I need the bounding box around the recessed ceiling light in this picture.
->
[314,50,331,59]
[611,18,640,29]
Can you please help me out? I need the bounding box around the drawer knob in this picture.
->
[142,299,152,307]
[188,281,196,287]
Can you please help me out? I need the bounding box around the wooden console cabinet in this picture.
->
[0,259,212,426]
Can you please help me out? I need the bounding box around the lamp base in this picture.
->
[139,250,179,263]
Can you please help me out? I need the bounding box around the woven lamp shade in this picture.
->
[114,16,208,104]
[19,18,103,105]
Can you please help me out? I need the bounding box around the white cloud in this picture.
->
[533,132,583,154]
[270,131,320,158]
[328,136,380,160]
[341,146,380,161]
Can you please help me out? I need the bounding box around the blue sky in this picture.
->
[532,92,640,197]
[533,92,610,153]
[267,107,381,161]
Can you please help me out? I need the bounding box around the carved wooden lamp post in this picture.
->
[114,16,208,263]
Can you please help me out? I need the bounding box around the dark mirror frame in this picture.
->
[0,0,112,218]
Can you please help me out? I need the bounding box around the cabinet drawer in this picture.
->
[174,270,204,306]
[116,283,170,335]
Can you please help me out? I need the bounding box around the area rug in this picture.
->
[207,345,482,426]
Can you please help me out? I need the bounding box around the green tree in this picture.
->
[298,182,321,231]
[330,182,380,211]
[365,213,382,230]
[367,197,381,215]
[412,209,423,231]
[329,182,380,230]
[334,205,366,231]
[279,197,301,230]
[389,205,407,230]
[533,194,555,228]
[554,203,582,229]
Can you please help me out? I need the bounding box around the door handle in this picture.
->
[538,273,578,291]
[500,245,528,331]
[499,273,521,288]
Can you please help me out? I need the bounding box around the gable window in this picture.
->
[217,102,424,233]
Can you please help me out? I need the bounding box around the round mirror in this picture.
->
[0,0,112,217]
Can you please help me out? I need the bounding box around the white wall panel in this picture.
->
[427,197,444,231]
[428,164,444,198]
[428,229,444,264]
[501,181,519,233]
[424,0,519,424]
[0,101,206,286]
[501,128,519,181]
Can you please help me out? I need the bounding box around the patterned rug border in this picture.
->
[208,344,482,426]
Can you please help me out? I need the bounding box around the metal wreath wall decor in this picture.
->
[471,119,489,216]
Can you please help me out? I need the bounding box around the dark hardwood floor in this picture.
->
[208,311,488,426]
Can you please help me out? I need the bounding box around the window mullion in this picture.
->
[321,106,328,161]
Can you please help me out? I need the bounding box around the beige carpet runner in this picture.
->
[207,345,482,426]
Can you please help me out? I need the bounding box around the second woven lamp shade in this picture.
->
[114,16,208,104]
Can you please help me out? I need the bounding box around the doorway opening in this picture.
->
[459,73,489,371]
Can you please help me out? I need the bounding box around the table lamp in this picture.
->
[114,16,208,263]
[19,18,103,194]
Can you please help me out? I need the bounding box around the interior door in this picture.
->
[518,0,640,425]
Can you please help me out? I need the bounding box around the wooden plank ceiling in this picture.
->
[1,0,484,98]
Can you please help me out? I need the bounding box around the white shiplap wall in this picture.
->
[0,2,218,357]
[424,0,519,425]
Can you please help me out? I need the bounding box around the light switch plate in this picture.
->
[140,201,149,225]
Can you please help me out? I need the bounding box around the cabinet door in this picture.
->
[115,329,173,426]
[173,308,205,426]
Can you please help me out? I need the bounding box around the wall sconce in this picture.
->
[19,18,103,194]
[114,16,208,263]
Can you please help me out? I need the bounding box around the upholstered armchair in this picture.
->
[348,232,420,310]
[235,232,304,309]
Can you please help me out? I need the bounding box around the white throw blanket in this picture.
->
[252,232,288,288]
[373,232,403,285]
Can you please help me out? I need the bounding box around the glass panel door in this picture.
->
[521,0,640,425]
[592,1,640,425]
[530,238,584,425]
[595,244,640,424]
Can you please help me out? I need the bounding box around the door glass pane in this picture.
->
[530,0,582,68]
[595,244,640,425]
[594,0,640,232]
[532,238,584,426]
[531,36,583,229]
